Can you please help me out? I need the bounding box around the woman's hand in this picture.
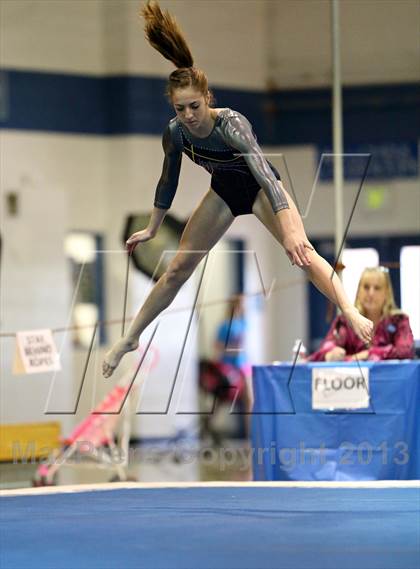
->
[282,230,314,267]
[126,228,156,253]
[325,347,346,362]
[350,350,369,361]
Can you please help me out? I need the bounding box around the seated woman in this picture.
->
[308,267,415,362]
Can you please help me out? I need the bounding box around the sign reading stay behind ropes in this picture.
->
[312,367,370,410]
[13,329,61,374]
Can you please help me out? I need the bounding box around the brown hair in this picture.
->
[355,267,401,318]
[141,1,214,103]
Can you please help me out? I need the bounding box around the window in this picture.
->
[400,246,420,340]
[342,248,379,304]
[65,232,105,347]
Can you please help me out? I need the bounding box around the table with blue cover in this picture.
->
[252,361,420,481]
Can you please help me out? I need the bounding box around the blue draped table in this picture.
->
[251,361,420,481]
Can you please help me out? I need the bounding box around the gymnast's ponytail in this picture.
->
[141,1,214,103]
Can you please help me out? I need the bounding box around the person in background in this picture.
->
[308,267,414,362]
[215,294,252,427]
[198,295,252,444]
[215,295,249,374]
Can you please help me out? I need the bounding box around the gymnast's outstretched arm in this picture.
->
[153,125,182,211]
[220,111,313,267]
[126,125,182,250]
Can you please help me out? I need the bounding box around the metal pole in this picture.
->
[331,0,344,267]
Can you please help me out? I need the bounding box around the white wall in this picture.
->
[266,0,420,88]
[0,179,73,429]
[0,0,105,74]
[1,0,268,89]
[104,0,268,89]
[4,0,417,87]
[0,131,109,432]
[0,131,108,230]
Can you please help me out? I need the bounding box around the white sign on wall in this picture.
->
[13,329,61,375]
[312,367,370,410]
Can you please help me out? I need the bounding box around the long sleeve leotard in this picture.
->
[154,108,289,216]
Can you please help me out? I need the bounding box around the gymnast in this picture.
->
[102,0,373,378]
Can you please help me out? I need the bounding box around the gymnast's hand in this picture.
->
[126,228,156,253]
[282,230,313,267]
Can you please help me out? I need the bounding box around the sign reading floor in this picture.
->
[312,367,370,410]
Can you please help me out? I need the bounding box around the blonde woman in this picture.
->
[308,267,414,362]
[103,1,373,378]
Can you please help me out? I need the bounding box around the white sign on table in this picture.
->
[312,367,370,410]
[13,329,61,375]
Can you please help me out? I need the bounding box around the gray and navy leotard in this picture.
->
[154,108,289,217]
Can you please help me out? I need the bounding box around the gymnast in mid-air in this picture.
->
[102,0,373,378]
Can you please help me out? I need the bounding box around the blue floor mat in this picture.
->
[1,486,419,569]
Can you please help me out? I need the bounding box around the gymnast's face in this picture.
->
[172,87,211,132]
[358,273,387,316]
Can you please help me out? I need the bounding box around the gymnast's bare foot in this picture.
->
[344,307,373,345]
[102,338,139,378]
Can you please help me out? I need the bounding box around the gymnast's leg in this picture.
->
[103,189,235,377]
[252,185,373,343]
